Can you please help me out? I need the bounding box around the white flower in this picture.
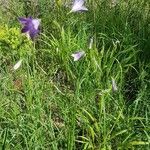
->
[71,51,85,61]
[70,0,88,13]
[13,60,23,70]
[112,78,118,92]
[89,37,94,49]
[111,0,118,7]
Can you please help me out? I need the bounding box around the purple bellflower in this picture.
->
[19,17,40,40]
[71,51,85,61]
[70,0,88,13]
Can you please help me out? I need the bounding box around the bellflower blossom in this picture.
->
[89,37,94,49]
[70,0,88,13]
[13,60,23,70]
[71,51,85,61]
[112,78,118,92]
[19,17,40,40]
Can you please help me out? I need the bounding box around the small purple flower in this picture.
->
[71,51,85,61]
[70,0,88,13]
[19,17,40,40]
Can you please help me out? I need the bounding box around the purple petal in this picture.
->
[19,17,30,24]
[29,29,39,40]
[31,19,40,30]
[19,17,33,26]
[21,25,30,33]
[71,51,85,61]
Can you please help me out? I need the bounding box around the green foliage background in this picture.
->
[0,0,149,149]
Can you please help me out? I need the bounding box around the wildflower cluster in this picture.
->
[15,0,88,70]
[13,0,118,91]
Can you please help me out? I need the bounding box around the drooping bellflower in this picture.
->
[70,0,88,13]
[89,37,94,49]
[13,59,23,70]
[112,78,118,92]
[71,51,85,61]
[19,17,40,40]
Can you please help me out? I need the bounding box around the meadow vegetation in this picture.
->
[0,0,150,149]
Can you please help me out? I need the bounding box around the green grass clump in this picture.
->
[0,25,33,71]
[0,0,150,149]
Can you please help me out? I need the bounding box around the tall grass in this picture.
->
[0,0,150,149]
